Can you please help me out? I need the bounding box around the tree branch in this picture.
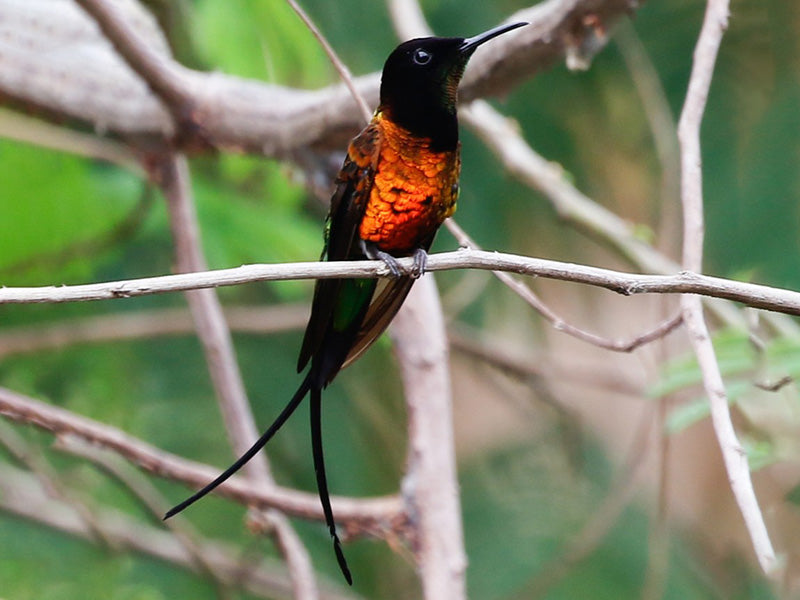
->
[156,152,319,597]
[0,0,638,156]
[0,463,359,600]
[0,305,309,359]
[676,0,778,576]
[391,277,466,600]
[445,219,683,352]
[56,436,235,593]
[3,249,800,317]
[0,386,404,538]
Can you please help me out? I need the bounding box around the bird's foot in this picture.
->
[410,248,428,279]
[359,241,428,279]
[360,240,402,278]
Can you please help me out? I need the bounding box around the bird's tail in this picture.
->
[164,371,313,520]
[310,385,353,584]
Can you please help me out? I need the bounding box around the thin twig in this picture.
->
[614,20,681,259]
[448,329,641,397]
[284,0,372,124]
[445,220,683,352]
[676,0,777,576]
[615,31,681,591]
[0,109,141,173]
[0,305,308,359]
[640,394,671,600]
[0,303,640,400]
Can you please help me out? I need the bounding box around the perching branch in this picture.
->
[3,249,800,317]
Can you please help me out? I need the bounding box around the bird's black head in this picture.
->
[379,22,526,151]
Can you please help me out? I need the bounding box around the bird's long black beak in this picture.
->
[460,21,527,54]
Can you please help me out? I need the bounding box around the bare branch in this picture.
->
[0,386,404,537]
[445,219,683,352]
[3,250,800,318]
[0,464,359,600]
[676,0,778,576]
[159,152,320,596]
[0,420,114,547]
[449,329,641,397]
[57,436,235,592]
[73,0,193,116]
[0,305,308,359]
[283,0,371,124]
[0,0,638,155]
[0,109,140,172]
[614,20,681,257]
[391,277,466,600]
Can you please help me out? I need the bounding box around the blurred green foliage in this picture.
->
[1,0,798,598]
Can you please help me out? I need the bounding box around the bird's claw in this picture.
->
[360,240,402,278]
[410,248,428,279]
[360,240,427,279]
[379,253,403,278]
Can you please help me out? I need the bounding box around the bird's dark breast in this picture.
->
[358,115,461,255]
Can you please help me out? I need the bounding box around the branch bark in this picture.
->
[0,386,403,537]
[3,250,800,317]
[0,463,359,600]
[156,152,318,597]
[391,276,466,600]
[0,0,637,156]
[676,0,778,576]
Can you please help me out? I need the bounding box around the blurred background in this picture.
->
[1,0,799,598]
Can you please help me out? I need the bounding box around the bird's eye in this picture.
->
[413,48,432,65]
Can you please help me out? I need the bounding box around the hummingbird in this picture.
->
[165,21,527,584]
